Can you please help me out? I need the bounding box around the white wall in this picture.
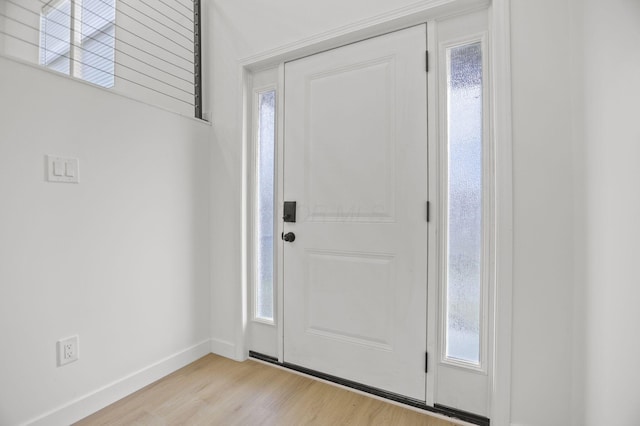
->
[511,1,640,425]
[0,56,211,425]
[495,0,640,424]
[0,1,5,51]
[509,1,575,425]
[1,0,40,63]
[580,0,640,425]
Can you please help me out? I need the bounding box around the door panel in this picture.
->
[283,25,428,400]
[304,58,396,222]
[305,250,395,350]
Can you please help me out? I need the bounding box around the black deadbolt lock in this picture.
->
[283,201,297,223]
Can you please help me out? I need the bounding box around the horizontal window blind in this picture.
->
[0,0,203,118]
[40,0,71,73]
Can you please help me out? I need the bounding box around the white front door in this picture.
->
[283,24,429,400]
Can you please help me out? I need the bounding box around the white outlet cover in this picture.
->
[57,335,79,366]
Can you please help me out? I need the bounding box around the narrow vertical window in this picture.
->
[445,42,483,365]
[40,0,72,74]
[255,90,276,322]
[79,0,115,88]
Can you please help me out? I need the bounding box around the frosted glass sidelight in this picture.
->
[255,90,276,321]
[445,42,483,365]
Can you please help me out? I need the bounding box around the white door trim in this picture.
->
[240,0,490,71]
[239,0,513,423]
[488,1,513,425]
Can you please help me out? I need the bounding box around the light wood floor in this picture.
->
[76,354,458,425]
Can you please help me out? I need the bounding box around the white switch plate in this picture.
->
[57,335,79,366]
[47,156,79,183]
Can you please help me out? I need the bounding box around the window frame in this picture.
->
[239,2,513,417]
[245,65,281,359]
[437,31,492,374]
[251,85,278,325]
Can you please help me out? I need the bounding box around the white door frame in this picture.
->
[240,0,513,423]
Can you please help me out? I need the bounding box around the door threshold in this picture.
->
[248,351,489,426]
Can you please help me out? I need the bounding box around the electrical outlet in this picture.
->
[57,335,79,366]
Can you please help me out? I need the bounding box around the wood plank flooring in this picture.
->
[76,354,458,425]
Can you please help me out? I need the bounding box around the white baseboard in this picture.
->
[25,339,211,426]
[210,337,237,360]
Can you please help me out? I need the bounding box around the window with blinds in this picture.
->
[40,0,115,88]
[1,0,203,118]
[79,0,116,87]
[40,0,71,74]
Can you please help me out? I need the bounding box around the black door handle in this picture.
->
[282,232,296,242]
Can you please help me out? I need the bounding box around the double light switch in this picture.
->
[47,155,79,183]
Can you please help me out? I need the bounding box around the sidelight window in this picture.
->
[444,40,485,366]
[254,89,276,322]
